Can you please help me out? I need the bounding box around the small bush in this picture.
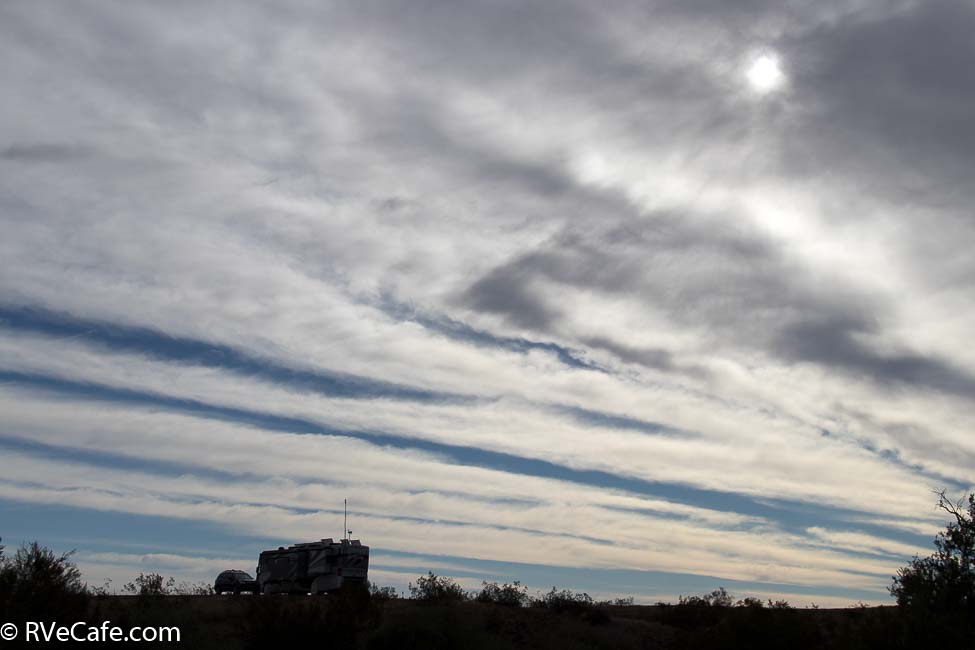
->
[662,588,735,630]
[735,597,764,609]
[531,587,609,624]
[0,539,89,623]
[530,587,610,625]
[678,587,734,607]
[89,578,114,597]
[476,580,528,607]
[369,582,399,602]
[123,572,176,596]
[532,587,593,612]
[661,588,816,649]
[408,572,469,602]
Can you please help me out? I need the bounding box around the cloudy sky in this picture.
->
[2,0,974,605]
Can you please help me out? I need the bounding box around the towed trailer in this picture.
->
[256,538,370,595]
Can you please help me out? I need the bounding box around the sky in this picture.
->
[1,0,974,606]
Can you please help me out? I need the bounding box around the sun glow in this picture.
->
[746,53,786,94]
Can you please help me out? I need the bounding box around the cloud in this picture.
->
[780,0,975,205]
[0,144,90,163]
[461,264,562,330]
[0,306,469,403]
[0,334,956,522]
[0,445,904,591]
[775,316,975,397]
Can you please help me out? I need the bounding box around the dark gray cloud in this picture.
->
[779,0,975,208]
[776,316,975,398]
[1,144,90,163]
[459,212,820,339]
[463,262,561,330]
[460,210,975,396]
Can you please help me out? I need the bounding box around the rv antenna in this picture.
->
[344,498,347,541]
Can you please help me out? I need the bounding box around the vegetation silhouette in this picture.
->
[475,580,528,607]
[0,538,88,625]
[407,571,469,602]
[890,490,975,645]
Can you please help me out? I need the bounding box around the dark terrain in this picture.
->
[77,593,914,650]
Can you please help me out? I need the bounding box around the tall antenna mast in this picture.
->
[344,498,347,541]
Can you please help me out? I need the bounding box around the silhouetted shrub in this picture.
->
[0,539,89,623]
[123,572,198,614]
[89,577,115,597]
[660,588,733,629]
[660,588,820,650]
[530,587,609,624]
[678,587,734,608]
[890,490,975,645]
[408,572,469,602]
[119,572,211,599]
[476,580,528,607]
[124,572,177,596]
[532,587,593,613]
[368,581,398,602]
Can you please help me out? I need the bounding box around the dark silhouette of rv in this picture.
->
[255,538,369,594]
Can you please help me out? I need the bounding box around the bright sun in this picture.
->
[746,53,785,94]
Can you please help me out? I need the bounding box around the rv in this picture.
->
[255,538,369,594]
